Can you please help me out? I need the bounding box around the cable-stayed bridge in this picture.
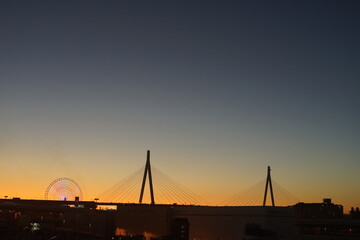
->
[97,150,299,207]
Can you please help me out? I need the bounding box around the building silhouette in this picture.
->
[293,198,343,219]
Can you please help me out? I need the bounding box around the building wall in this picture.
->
[113,205,296,240]
[172,206,296,240]
[115,204,173,237]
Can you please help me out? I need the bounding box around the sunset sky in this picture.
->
[1,1,359,211]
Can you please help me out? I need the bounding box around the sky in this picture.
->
[0,0,359,211]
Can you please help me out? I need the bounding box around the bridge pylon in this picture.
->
[139,150,155,204]
[263,166,275,206]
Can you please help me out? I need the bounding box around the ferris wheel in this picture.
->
[44,177,83,201]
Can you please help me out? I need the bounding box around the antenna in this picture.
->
[263,166,275,206]
[139,150,155,204]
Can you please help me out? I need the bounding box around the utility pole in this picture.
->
[139,150,155,204]
[263,166,275,206]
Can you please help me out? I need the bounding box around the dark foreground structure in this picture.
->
[0,198,296,240]
[1,198,360,239]
[293,199,360,240]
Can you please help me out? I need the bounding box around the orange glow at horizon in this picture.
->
[1,179,358,213]
[0,144,359,214]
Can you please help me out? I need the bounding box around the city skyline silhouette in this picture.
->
[0,157,356,239]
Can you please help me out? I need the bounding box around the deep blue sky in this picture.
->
[0,1,359,209]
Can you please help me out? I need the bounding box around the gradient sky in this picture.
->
[1,1,359,211]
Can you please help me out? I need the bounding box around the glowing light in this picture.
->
[44,178,83,201]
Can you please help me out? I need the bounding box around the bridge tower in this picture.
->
[263,166,275,206]
[139,150,155,204]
